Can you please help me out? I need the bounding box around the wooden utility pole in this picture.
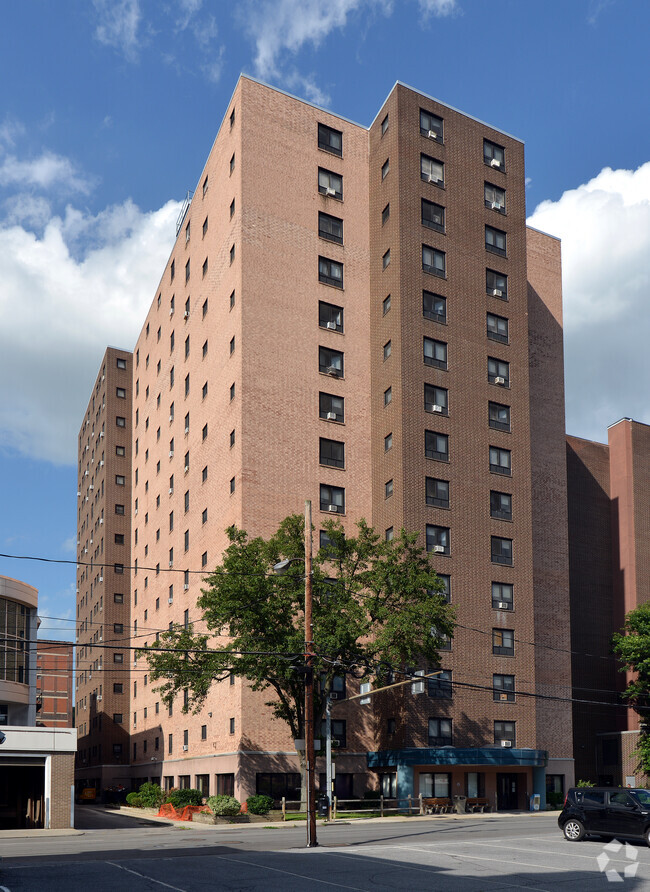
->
[304,499,317,847]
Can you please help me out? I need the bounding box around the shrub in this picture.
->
[126,792,143,808]
[166,788,203,808]
[246,794,274,815]
[576,779,595,788]
[207,794,241,816]
[547,791,564,809]
[138,782,163,808]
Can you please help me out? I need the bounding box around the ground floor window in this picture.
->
[195,775,209,797]
[178,775,190,790]
[465,772,485,798]
[546,774,564,794]
[256,772,301,801]
[319,773,353,799]
[418,772,451,798]
[215,773,234,796]
[163,776,174,792]
[379,773,397,799]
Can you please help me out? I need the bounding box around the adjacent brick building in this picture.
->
[77,76,573,808]
[36,639,74,728]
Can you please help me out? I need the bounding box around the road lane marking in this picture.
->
[211,853,367,890]
[106,861,188,891]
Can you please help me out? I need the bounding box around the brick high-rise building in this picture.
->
[75,347,133,793]
[81,76,572,808]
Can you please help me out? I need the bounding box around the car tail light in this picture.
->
[563,793,568,807]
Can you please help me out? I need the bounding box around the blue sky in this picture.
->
[1,0,650,638]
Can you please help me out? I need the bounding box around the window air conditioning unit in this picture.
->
[490,158,502,168]
[77,491,81,497]
[183,744,188,751]
[85,496,89,503]
[433,545,445,554]
[329,692,338,700]
[328,505,339,513]
[97,695,102,701]
[99,460,104,467]
[169,561,174,568]
[492,288,502,297]
[169,415,174,422]
[99,576,103,582]
[495,376,506,385]
[84,548,88,554]
[428,130,438,139]
[184,584,189,591]
[90,537,94,545]
[184,465,189,473]
[428,175,441,184]
[99,431,104,439]
[326,411,337,421]
[99,518,103,524]
[499,693,509,701]
[497,601,509,610]
[169,450,174,458]
[169,308,174,316]
[169,488,173,495]
[326,321,337,330]
[101,374,105,381]
[84,470,89,477]
[325,187,336,196]
[184,310,189,319]
[92,431,95,438]
[491,201,502,210]
[500,739,512,747]
[134,508,138,515]
[184,427,189,435]
[89,485,94,491]
[431,404,443,414]
[326,366,339,376]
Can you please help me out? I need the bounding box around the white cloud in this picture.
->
[528,162,650,442]
[93,0,142,61]
[0,117,25,147]
[418,0,457,17]
[0,151,94,194]
[0,197,180,465]
[61,536,77,554]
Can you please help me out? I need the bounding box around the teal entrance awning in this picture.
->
[367,746,548,769]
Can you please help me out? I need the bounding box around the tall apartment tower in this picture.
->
[36,640,74,728]
[75,347,133,793]
[84,76,571,807]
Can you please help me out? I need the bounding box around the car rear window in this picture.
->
[576,791,605,805]
[633,790,650,806]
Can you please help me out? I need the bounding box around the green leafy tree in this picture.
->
[612,603,650,774]
[144,515,455,789]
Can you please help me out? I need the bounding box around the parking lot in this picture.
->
[1,811,649,890]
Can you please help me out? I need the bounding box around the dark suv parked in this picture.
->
[559,787,650,843]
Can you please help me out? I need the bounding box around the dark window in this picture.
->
[424,337,447,369]
[113,714,123,724]
[185,259,190,282]
[321,718,346,748]
[113,683,123,693]
[318,168,342,199]
[385,479,393,499]
[318,123,342,156]
[114,593,124,603]
[428,718,452,746]
[113,623,124,634]
[114,533,124,544]
[383,341,391,361]
[486,225,507,257]
[116,357,127,369]
[423,291,446,323]
[494,721,515,746]
[382,294,391,315]
[492,628,514,656]
[490,446,512,477]
[320,484,345,514]
[422,198,445,232]
[319,346,344,377]
[320,438,345,468]
[484,139,505,171]
[493,674,515,702]
[319,301,343,332]
[424,384,448,416]
[492,582,513,610]
[381,114,389,135]
[382,249,390,269]
[426,429,449,461]
[381,158,389,179]
[429,670,452,698]
[420,109,443,141]
[422,245,446,278]
[256,773,300,801]
[382,203,390,225]
[113,653,124,663]
[487,312,509,344]
[115,504,125,515]
[486,269,508,299]
[320,392,344,422]
[488,357,510,387]
[319,256,343,288]
[116,416,126,428]
[485,182,506,213]
[116,445,125,456]
[426,477,449,508]
[318,212,343,244]
[384,386,392,406]
[384,432,392,452]
[437,574,451,603]
[421,154,444,185]
[491,536,513,566]
[203,217,208,237]
[490,491,512,521]
[426,524,450,555]
[489,402,511,432]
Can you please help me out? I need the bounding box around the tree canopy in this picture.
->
[612,603,650,773]
[144,514,455,744]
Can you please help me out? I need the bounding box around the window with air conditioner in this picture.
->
[320,483,345,514]
[492,628,514,656]
[424,383,448,416]
[488,357,510,387]
[421,153,444,186]
[420,108,443,141]
[318,301,343,332]
[318,167,343,199]
[319,392,344,423]
[426,524,450,556]
[493,674,515,702]
[492,581,513,611]
[494,720,515,747]
[484,139,505,171]
[319,346,344,378]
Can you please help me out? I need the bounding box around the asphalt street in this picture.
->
[1,807,649,890]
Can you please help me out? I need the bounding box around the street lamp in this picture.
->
[273,499,317,848]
